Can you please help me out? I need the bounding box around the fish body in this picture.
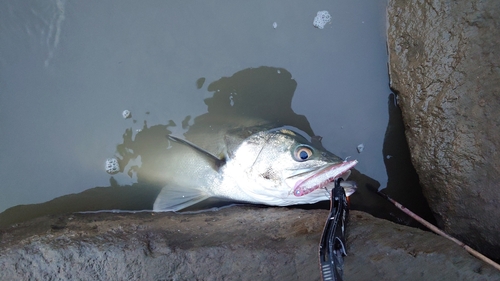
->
[153,126,357,211]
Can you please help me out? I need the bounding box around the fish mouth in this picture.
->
[293,160,358,197]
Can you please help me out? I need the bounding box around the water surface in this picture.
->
[0,0,393,221]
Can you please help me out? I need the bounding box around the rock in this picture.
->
[0,207,498,280]
[345,211,499,281]
[387,0,500,260]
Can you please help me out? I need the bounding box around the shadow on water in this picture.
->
[0,66,312,226]
[379,93,436,227]
[197,66,314,135]
[0,67,434,230]
[345,93,436,229]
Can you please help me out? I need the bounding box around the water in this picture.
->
[0,0,407,225]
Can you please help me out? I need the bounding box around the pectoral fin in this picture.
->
[153,184,210,211]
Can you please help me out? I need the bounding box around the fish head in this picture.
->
[227,128,357,205]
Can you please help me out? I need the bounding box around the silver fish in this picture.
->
[153,127,357,211]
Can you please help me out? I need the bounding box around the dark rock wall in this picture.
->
[387,0,500,260]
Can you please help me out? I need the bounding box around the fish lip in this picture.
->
[292,160,358,197]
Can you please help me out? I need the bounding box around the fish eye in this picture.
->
[294,146,313,161]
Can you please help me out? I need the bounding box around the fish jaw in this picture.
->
[292,160,358,197]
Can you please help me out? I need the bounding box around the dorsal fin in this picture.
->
[168,135,226,169]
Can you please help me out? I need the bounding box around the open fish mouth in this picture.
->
[293,160,358,196]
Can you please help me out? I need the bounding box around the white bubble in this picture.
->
[273,22,277,29]
[313,11,331,29]
[122,110,131,119]
[105,158,120,174]
[357,144,364,153]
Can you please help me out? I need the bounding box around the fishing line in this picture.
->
[368,185,500,272]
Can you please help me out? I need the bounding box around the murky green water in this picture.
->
[0,0,432,227]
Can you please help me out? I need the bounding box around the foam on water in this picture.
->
[313,10,331,29]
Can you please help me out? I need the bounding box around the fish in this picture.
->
[153,126,357,211]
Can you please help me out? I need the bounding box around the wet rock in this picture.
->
[0,207,497,280]
[387,0,500,260]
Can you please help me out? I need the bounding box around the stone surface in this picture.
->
[387,0,500,260]
[1,207,498,280]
